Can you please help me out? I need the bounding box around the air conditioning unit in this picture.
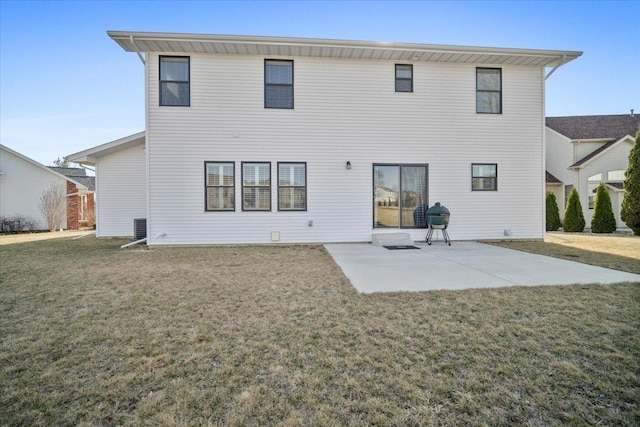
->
[133,218,147,240]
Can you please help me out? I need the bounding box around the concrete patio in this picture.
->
[324,241,640,293]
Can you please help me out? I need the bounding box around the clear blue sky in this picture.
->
[1,0,638,166]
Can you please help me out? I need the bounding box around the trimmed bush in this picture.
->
[591,182,617,233]
[621,128,640,235]
[563,188,585,232]
[545,191,561,231]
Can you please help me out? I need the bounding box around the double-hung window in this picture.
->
[476,68,502,114]
[242,162,271,211]
[160,56,190,106]
[265,60,294,109]
[278,163,306,210]
[472,164,497,191]
[395,64,413,92]
[205,162,235,211]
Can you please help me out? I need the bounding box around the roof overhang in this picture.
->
[604,182,625,192]
[66,131,145,165]
[108,31,582,67]
[569,135,635,169]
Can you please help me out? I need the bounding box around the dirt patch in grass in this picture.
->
[488,233,640,274]
[1,238,639,426]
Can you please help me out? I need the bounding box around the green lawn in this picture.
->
[1,238,638,426]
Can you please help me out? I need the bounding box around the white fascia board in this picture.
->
[574,135,634,169]
[545,126,572,143]
[108,31,582,66]
[1,144,88,190]
[66,131,145,164]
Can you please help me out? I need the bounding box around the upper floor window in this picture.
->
[278,162,306,210]
[476,68,501,114]
[205,162,235,211]
[242,162,271,211]
[395,64,413,92]
[472,163,497,191]
[265,60,293,109]
[160,56,190,106]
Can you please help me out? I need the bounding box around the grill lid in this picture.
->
[426,202,450,216]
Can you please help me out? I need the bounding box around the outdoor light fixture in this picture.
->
[346,161,352,170]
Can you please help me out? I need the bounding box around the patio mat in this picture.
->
[383,245,420,250]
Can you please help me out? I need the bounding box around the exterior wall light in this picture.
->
[346,161,352,170]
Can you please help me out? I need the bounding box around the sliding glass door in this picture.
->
[373,164,428,228]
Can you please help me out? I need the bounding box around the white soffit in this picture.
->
[66,131,145,165]
[108,31,582,67]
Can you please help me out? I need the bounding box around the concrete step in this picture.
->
[371,232,414,247]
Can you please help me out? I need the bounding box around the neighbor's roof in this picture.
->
[0,144,88,190]
[546,114,640,140]
[66,131,145,165]
[545,171,562,184]
[108,31,582,67]
[48,166,96,192]
[48,166,87,177]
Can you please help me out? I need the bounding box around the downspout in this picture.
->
[121,237,147,249]
[545,54,567,80]
[130,35,146,65]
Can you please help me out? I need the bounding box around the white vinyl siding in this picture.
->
[0,147,68,230]
[145,53,544,245]
[95,143,146,237]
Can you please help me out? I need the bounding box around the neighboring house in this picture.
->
[47,167,96,230]
[545,113,640,228]
[67,31,581,245]
[0,144,92,231]
[67,132,146,238]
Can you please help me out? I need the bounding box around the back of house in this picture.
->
[69,31,581,245]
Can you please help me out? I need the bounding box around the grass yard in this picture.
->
[1,238,639,426]
[489,233,640,275]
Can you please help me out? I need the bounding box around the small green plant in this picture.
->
[621,128,640,235]
[591,182,617,233]
[563,188,585,232]
[545,191,561,231]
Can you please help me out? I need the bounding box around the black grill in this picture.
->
[425,203,451,246]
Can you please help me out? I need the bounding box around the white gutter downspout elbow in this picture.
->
[545,54,567,80]
[130,35,146,65]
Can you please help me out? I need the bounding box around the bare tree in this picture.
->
[39,183,66,231]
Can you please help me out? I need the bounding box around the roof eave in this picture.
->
[66,131,145,165]
[1,144,88,190]
[108,31,582,67]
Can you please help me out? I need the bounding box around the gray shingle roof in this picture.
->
[545,171,562,184]
[546,114,640,140]
[48,167,87,177]
[47,167,95,191]
[72,176,95,192]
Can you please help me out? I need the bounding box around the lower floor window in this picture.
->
[242,162,271,211]
[278,162,306,210]
[205,162,235,211]
[374,164,428,228]
[472,163,497,191]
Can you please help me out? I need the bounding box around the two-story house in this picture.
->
[545,113,639,229]
[67,31,581,245]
